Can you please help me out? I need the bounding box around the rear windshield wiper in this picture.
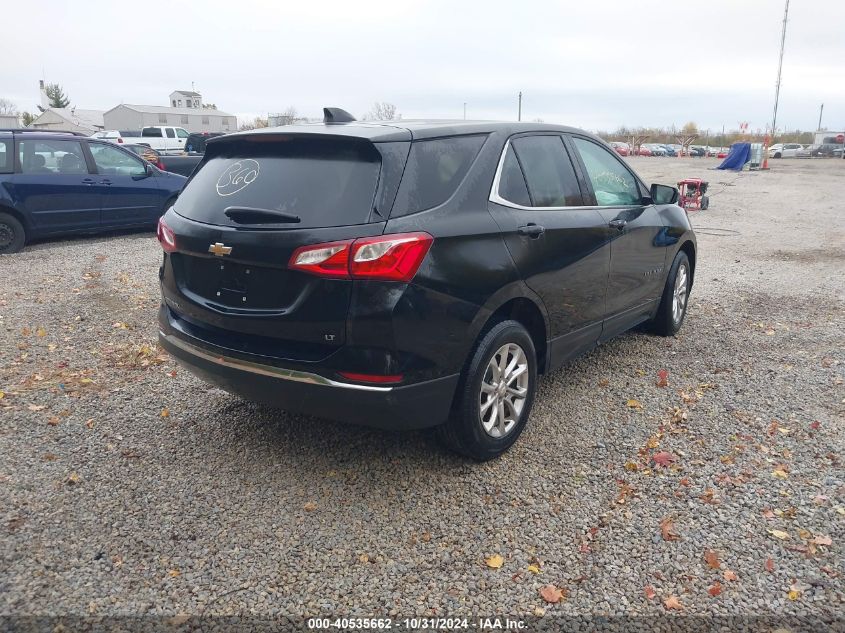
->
[224,206,301,224]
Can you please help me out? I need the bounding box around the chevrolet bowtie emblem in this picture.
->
[208,242,232,256]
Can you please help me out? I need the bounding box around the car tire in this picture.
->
[0,212,26,255]
[649,251,691,336]
[437,320,537,461]
[701,196,709,211]
[774,152,782,159]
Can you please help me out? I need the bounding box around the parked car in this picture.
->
[645,144,666,157]
[124,144,202,177]
[636,145,652,156]
[121,126,191,155]
[184,132,224,155]
[156,111,697,460]
[609,141,629,156]
[90,130,136,145]
[660,145,677,157]
[0,130,186,253]
[687,146,706,157]
[799,143,844,158]
[768,143,804,158]
[124,143,166,170]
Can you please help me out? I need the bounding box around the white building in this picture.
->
[0,114,20,128]
[169,90,202,109]
[103,104,236,134]
[29,107,104,134]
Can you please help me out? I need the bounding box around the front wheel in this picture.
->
[700,196,709,210]
[0,212,26,254]
[649,251,691,336]
[437,320,537,461]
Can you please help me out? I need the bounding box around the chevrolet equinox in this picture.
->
[157,108,696,460]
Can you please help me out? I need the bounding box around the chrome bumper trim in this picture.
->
[159,331,394,393]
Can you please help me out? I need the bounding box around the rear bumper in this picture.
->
[158,311,460,430]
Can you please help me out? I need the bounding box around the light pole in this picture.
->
[518,92,522,122]
[463,102,466,120]
[817,103,824,131]
[770,0,790,141]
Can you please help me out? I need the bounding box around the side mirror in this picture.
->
[133,163,153,180]
[650,183,680,205]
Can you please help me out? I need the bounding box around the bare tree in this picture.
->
[276,107,301,126]
[239,116,269,131]
[0,98,18,115]
[363,102,400,121]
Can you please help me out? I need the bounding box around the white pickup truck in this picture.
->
[93,126,190,155]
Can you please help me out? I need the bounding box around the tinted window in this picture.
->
[142,128,163,138]
[165,128,176,138]
[0,140,11,174]
[392,135,486,216]
[89,142,147,177]
[175,137,381,229]
[497,147,530,206]
[511,136,582,207]
[572,137,640,206]
[18,139,88,175]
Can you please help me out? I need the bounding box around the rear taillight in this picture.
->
[157,217,177,253]
[289,232,433,282]
[156,161,166,170]
[338,372,404,384]
[117,138,123,143]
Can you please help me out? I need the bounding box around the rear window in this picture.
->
[391,135,486,216]
[174,136,382,229]
[142,128,163,137]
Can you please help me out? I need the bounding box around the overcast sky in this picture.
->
[4,0,843,133]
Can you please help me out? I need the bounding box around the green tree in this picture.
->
[44,83,70,109]
[21,112,36,126]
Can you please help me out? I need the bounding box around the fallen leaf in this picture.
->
[533,607,545,617]
[42,453,58,461]
[485,554,504,569]
[160,408,170,418]
[66,472,80,485]
[765,558,775,573]
[704,549,720,570]
[797,528,812,540]
[708,581,723,597]
[660,517,680,541]
[0,391,4,399]
[812,535,832,547]
[624,461,639,472]
[723,570,738,582]
[527,564,541,574]
[358,553,369,563]
[656,369,669,387]
[421,531,431,542]
[809,420,821,431]
[768,529,790,540]
[663,595,683,611]
[644,585,657,601]
[679,477,690,487]
[771,469,789,480]
[653,451,676,467]
[539,584,566,603]
[762,509,776,520]
[597,378,609,387]
[36,327,47,337]
[627,399,643,410]
[700,488,718,505]
[85,419,95,429]
[48,416,60,426]
[27,404,46,412]
[303,501,317,512]
[787,589,800,601]
[168,569,180,578]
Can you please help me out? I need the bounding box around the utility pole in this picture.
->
[463,102,466,120]
[770,0,790,141]
[518,92,522,122]
[817,103,824,130]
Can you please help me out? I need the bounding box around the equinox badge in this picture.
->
[208,242,232,257]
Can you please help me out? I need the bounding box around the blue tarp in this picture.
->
[717,142,751,171]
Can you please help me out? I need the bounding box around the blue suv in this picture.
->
[0,130,186,253]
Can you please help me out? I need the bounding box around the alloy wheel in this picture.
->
[672,263,689,324]
[0,223,14,250]
[479,343,529,438]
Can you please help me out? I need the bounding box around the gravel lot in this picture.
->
[1,157,842,629]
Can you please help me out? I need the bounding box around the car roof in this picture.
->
[0,129,88,140]
[214,120,596,144]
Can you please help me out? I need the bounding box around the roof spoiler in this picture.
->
[323,107,356,124]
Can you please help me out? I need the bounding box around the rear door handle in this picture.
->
[82,178,96,185]
[99,179,112,185]
[608,219,627,230]
[517,224,545,238]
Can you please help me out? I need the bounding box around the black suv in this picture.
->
[157,109,696,459]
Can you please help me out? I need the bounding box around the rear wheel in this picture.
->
[701,196,709,210]
[437,320,537,461]
[0,212,26,254]
[774,152,782,158]
[649,251,691,336]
